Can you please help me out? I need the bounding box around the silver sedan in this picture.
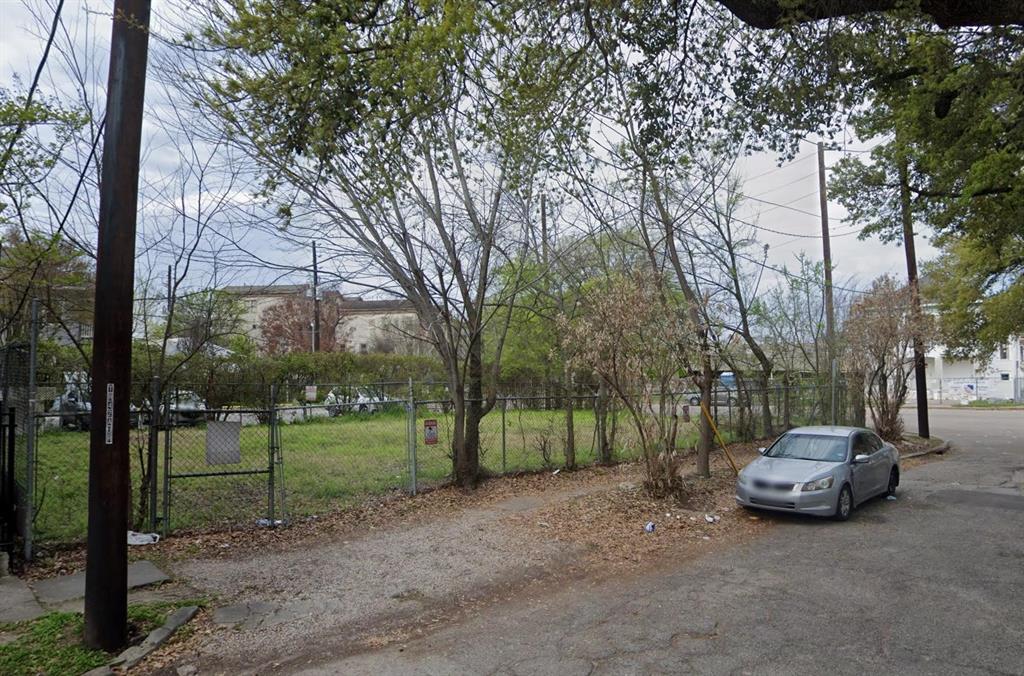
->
[735,426,900,521]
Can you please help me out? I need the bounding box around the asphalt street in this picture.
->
[303,407,1024,675]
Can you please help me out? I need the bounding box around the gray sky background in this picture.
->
[1,0,938,299]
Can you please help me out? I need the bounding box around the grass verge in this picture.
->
[0,600,205,676]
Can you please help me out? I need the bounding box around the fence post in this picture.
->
[161,390,172,537]
[24,298,38,561]
[407,378,417,495]
[501,398,507,474]
[268,385,277,522]
[147,376,160,531]
[5,409,15,553]
[830,359,838,426]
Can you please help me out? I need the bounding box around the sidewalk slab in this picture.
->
[32,560,169,605]
[0,576,45,623]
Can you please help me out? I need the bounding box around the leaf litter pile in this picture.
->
[508,442,770,567]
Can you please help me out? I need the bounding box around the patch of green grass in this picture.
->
[31,400,816,543]
[0,612,107,676]
[0,600,207,676]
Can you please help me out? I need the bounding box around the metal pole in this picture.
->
[84,0,151,652]
[312,241,320,352]
[831,358,838,426]
[25,299,38,561]
[161,397,171,538]
[147,376,159,531]
[407,378,417,495]
[501,398,507,474]
[268,385,276,522]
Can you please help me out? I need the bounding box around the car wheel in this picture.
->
[688,396,700,406]
[884,468,899,497]
[834,484,853,521]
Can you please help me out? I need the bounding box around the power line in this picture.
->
[746,169,819,197]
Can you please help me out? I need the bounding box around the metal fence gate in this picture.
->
[0,341,35,560]
[0,409,16,554]
[160,405,284,534]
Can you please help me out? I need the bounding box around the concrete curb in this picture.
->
[903,440,951,460]
[108,605,200,671]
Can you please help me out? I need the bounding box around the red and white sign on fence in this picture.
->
[424,419,438,445]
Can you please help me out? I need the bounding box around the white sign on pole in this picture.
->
[104,383,114,444]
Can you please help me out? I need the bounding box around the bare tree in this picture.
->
[565,270,698,496]
[845,275,932,440]
[259,293,349,354]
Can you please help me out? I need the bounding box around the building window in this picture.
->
[1001,373,1010,381]
[359,343,367,354]
[999,343,1009,360]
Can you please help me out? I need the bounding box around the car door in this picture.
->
[867,433,891,494]
[850,432,875,501]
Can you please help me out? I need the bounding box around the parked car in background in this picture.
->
[166,390,208,426]
[52,386,91,431]
[686,372,744,407]
[324,388,395,416]
[735,426,900,521]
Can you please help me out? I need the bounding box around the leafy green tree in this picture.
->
[182,0,598,486]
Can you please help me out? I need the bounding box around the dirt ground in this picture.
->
[128,443,777,674]
[20,434,947,674]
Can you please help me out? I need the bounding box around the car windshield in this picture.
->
[766,434,848,462]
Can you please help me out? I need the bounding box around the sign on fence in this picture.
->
[424,419,438,445]
[304,385,318,402]
[206,421,242,465]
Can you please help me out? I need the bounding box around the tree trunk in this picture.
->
[697,359,713,478]
[564,375,576,470]
[782,372,792,429]
[759,370,773,438]
[596,379,611,463]
[454,335,484,487]
[850,371,866,427]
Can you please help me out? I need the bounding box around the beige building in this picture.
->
[223,284,423,354]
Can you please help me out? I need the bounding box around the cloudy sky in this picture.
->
[1,0,937,299]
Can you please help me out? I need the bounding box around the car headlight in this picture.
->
[737,471,749,485]
[801,476,834,492]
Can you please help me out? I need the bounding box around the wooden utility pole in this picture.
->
[85,0,151,652]
[817,142,837,422]
[312,241,320,352]
[817,142,836,350]
[898,153,930,438]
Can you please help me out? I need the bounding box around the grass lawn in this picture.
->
[32,400,813,544]
[0,601,202,676]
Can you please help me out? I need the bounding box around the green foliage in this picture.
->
[0,612,107,676]
[0,87,88,227]
[0,226,94,344]
[759,17,1024,356]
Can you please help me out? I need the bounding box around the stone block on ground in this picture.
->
[0,576,45,623]
[32,560,169,605]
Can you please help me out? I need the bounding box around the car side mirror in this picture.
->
[757,447,767,455]
[852,454,870,464]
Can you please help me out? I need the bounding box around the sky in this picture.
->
[0,0,938,301]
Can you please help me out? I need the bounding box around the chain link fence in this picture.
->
[12,371,856,553]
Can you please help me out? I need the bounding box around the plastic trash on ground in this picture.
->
[886,495,897,501]
[704,514,720,523]
[255,518,285,527]
[644,521,656,533]
[127,531,160,546]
